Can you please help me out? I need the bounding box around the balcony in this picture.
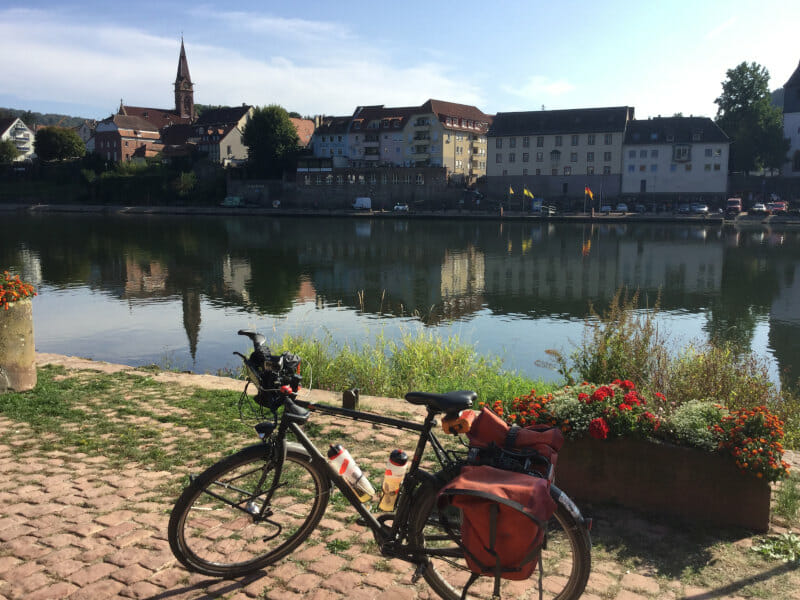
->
[413,119,431,129]
[413,133,430,141]
[363,135,380,145]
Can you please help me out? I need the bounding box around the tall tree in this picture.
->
[0,139,20,163]
[242,105,299,178]
[714,62,789,173]
[34,127,85,161]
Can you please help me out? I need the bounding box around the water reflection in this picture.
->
[2,214,799,383]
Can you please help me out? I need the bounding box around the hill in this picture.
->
[0,107,93,128]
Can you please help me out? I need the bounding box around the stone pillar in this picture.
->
[0,298,36,393]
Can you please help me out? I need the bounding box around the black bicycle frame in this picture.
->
[288,398,455,553]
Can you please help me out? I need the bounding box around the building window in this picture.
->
[651,149,658,158]
[704,164,711,171]
[536,168,541,175]
[639,165,646,172]
[714,148,721,157]
[603,152,612,161]
[496,138,503,148]
[685,164,692,171]
[628,165,635,172]
[522,152,529,162]
[587,152,594,162]
[587,166,595,174]
[673,145,691,161]
[496,154,502,163]
[639,149,647,158]
[604,134,612,144]
[522,168,528,175]
[509,153,516,163]
[713,164,721,171]
[416,173,424,185]
[587,134,595,145]
[536,136,544,147]
[551,169,558,175]
[692,132,702,141]
[670,164,677,172]
[550,149,561,161]
[651,164,657,172]
[509,137,516,148]
[603,166,611,175]
[522,136,530,148]
[536,152,543,162]
[564,166,572,175]
[502,169,508,175]
[705,148,712,157]
[555,135,562,146]
[666,134,674,142]
[628,150,636,158]
[571,134,579,146]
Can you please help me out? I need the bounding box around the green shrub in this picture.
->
[665,400,727,451]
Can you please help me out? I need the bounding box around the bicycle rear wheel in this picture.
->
[409,481,590,600]
[168,443,330,578]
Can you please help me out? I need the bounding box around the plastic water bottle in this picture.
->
[326,444,376,503]
[378,449,408,512]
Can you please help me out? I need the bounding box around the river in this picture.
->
[2,213,798,386]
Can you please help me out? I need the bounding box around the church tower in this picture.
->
[783,59,800,176]
[174,38,194,120]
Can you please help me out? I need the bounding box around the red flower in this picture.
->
[589,417,610,440]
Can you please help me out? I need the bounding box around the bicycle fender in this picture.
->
[550,484,584,524]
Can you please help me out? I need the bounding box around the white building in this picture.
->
[0,117,35,161]
[621,117,729,200]
[783,59,800,176]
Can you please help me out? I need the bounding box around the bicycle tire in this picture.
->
[168,443,330,578]
[409,480,591,600]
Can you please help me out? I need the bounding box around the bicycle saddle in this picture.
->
[404,390,477,414]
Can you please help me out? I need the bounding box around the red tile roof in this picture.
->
[290,118,315,147]
[119,105,190,129]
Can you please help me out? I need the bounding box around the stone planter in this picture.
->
[556,437,771,532]
[0,297,36,392]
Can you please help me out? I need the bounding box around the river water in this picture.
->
[2,213,798,385]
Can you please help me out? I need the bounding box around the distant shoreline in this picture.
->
[3,202,800,226]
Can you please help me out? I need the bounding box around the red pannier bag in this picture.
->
[467,407,564,480]
[437,465,556,592]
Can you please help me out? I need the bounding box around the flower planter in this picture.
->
[556,437,771,532]
[0,297,36,392]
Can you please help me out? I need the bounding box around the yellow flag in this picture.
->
[508,186,514,195]
[524,187,534,198]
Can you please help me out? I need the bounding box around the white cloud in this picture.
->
[502,75,576,102]
[0,8,485,118]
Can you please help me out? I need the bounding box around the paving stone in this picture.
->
[614,590,649,600]
[306,553,347,576]
[323,571,363,594]
[24,582,79,600]
[95,509,136,527]
[119,580,164,599]
[68,578,125,600]
[110,563,152,585]
[68,561,119,586]
[0,556,21,575]
[620,573,661,595]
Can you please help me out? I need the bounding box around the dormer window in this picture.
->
[692,131,702,141]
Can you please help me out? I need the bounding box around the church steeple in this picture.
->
[174,38,194,120]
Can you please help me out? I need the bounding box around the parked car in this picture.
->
[677,204,691,214]
[600,205,612,214]
[393,203,409,212]
[751,203,768,215]
[352,197,372,210]
[615,203,628,213]
[725,197,742,214]
[768,201,787,214]
[634,204,647,213]
[691,203,709,214]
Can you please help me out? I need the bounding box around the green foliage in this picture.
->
[0,138,20,163]
[242,105,299,178]
[173,171,197,197]
[545,289,669,392]
[268,330,549,406]
[715,62,790,172]
[665,342,778,411]
[34,126,85,161]
[751,533,800,563]
[774,473,800,522]
[666,400,727,451]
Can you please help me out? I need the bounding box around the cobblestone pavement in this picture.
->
[0,355,798,600]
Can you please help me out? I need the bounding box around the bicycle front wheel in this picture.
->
[168,443,330,578]
[409,481,591,600]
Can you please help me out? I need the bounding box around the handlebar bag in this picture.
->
[437,465,556,588]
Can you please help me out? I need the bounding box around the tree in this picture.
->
[0,139,20,163]
[714,62,789,173]
[242,105,299,178]
[34,126,85,161]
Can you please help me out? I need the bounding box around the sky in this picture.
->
[2,0,799,122]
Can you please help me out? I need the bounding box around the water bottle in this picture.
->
[326,444,375,503]
[378,449,408,512]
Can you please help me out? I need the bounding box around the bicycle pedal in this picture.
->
[355,516,367,526]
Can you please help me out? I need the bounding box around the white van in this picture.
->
[353,197,372,210]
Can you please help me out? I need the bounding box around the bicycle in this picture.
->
[167,330,592,599]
